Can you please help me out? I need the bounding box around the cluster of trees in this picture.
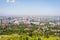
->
[0,24,51,38]
[0,23,60,37]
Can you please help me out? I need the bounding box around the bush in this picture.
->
[26,37,28,40]
[38,37,41,40]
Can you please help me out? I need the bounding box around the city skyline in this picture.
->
[0,0,60,16]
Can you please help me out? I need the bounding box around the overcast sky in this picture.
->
[0,0,60,16]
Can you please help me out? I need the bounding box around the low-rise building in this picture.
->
[30,22,40,25]
[13,19,19,25]
[40,23,46,26]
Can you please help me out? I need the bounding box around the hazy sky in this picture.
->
[0,0,60,16]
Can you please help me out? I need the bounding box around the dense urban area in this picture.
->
[0,16,60,40]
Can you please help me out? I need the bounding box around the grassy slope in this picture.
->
[0,35,60,40]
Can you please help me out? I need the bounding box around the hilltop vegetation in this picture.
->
[0,24,60,40]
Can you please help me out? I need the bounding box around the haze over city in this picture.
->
[0,0,60,16]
